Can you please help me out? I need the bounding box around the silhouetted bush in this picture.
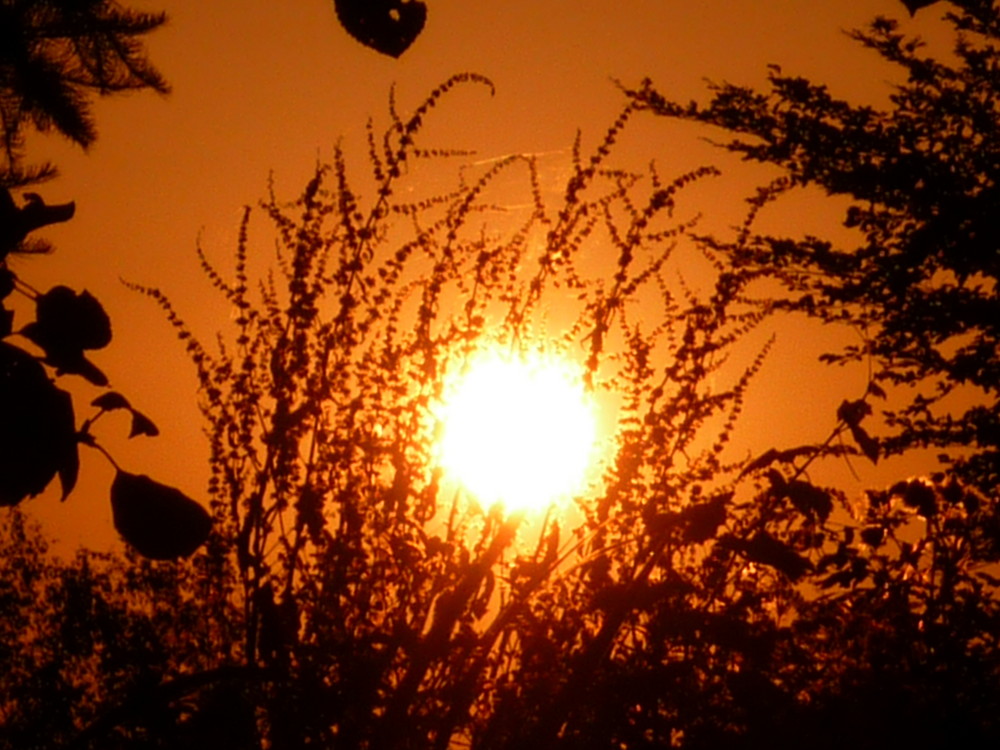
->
[3,3,1000,747]
[627,0,1000,495]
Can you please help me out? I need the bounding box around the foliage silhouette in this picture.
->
[0,1,209,558]
[3,73,797,747]
[0,341,77,505]
[616,2,1000,742]
[627,0,1000,496]
[3,6,1000,748]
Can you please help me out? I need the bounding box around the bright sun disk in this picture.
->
[437,347,598,513]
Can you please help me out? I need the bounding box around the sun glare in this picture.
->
[437,346,599,513]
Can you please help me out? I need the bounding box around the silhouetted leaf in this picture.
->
[334,0,426,58]
[766,467,786,492]
[29,286,111,349]
[22,286,111,385]
[56,447,79,501]
[866,487,889,508]
[739,445,824,477]
[897,479,937,518]
[680,492,729,543]
[110,470,211,560]
[820,562,864,590]
[0,268,13,299]
[0,342,78,505]
[867,380,887,399]
[785,480,834,522]
[860,526,885,547]
[740,448,780,476]
[901,0,940,16]
[849,423,879,463]
[92,391,131,411]
[128,410,159,438]
[0,307,11,337]
[837,398,871,428]
[724,531,813,581]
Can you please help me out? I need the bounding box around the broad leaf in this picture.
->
[848,423,879,464]
[334,0,426,58]
[680,492,729,544]
[22,286,111,385]
[894,478,938,518]
[860,526,885,547]
[110,470,211,560]
[0,268,13,299]
[128,410,159,438]
[0,342,78,505]
[92,391,131,411]
[724,531,813,581]
[785,480,833,522]
[901,0,940,15]
[836,398,871,429]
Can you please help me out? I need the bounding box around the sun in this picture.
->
[437,345,599,513]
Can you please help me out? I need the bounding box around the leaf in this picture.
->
[836,398,871,428]
[848,423,879,464]
[0,268,13,299]
[725,531,813,581]
[57,437,79,502]
[739,445,823,477]
[740,448,780,477]
[0,342,79,505]
[92,391,131,411]
[29,286,111,350]
[110,470,212,560]
[334,0,427,58]
[766,467,786,492]
[860,526,885,547]
[22,286,111,385]
[128,410,159,438]
[867,380,887,399]
[92,392,158,437]
[897,479,937,518]
[680,492,729,544]
[785,480,833,522]
[820,557,869,589]
[901,0,939,16]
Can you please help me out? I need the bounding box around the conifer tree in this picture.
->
[0,0,169,186]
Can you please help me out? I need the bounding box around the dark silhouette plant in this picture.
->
[0,0,170,187]
[3,3,1000,746]
[0,1,210,559]
[2,73,795,748]
[615,1,1000,743]
[627,0,1000,496]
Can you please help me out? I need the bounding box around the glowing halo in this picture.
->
[436,345,599,513]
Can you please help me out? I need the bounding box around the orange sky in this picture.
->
[17,0,955,552]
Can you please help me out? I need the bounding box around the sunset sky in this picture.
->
[18,0,954,550]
